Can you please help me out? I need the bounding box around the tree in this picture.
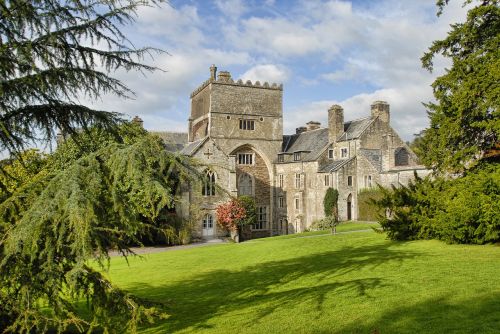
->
[0,134,196,333]
[216,197,257,242]
[420,0,500,173]
[0,1,189,332]
[0,0,164,156]
[374,1,500,244]
[323,187,339,234]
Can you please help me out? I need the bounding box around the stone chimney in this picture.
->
[328,104,344,143]
[371,101,390,123]
[217,70,232,82]
[132,115,144,128]
[306,121,321,131]
[210,64,217,81]
[296,126,307,134]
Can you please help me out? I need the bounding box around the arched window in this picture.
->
[238,173,253,196]
[202,170,216,196]
[395,147,410,166]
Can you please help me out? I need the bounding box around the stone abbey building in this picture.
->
[160,66,429,239]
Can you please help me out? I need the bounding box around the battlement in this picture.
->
[190,65,283,98]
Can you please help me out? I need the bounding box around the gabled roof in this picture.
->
[150,131,188,152]
[281,128,329,161]
[318,157,355,173]
[180,137,207,156]
[337,117,374,141]
[358,148,383,172]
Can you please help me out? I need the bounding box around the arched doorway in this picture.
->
[347,194,352,221]
[202,213,214,237]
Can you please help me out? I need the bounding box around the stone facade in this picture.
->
[166,66,430,239]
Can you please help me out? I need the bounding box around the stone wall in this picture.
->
[190,85,211,121]
[209,82,283,141]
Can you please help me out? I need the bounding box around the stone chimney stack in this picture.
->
[328,104,344,143]
[132,115,144,128]
[217,70,232,82]
[371,101,390,123]
[306,121,321,131]
[210,64,217,81]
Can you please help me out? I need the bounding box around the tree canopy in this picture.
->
[0,0,164,155]
[375,0,500,244]
[0,133,197,333]
[420,0,499,173]
[0,0,193,332]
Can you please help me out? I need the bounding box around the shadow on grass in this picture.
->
[129,242,420,333]
[339,292,500,334]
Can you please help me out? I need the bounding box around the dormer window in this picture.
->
[239,119,255,130]
[341,148,348,158]
[278,154,284,162]
[294,152,301,161]
[328,149,334,159]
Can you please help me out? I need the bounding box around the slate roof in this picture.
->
[358,148,383,172]
[281,128,329,161]
[150,131,188,152]
[318,157,355,173]
[337,117,374,141]
[180,138,207,156]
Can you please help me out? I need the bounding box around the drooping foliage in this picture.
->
[373,164,500,244]
[0,149,48,201]
[0,0,164,156]
[420,0,500,173]
[0,135,196,333]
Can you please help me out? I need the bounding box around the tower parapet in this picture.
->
[190,66,283,98]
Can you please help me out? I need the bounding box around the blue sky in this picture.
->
[89,0,469,141]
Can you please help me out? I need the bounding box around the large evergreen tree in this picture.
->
[375,1,500,244]
[0,0,163,155]
[420,0,499,173]
[0,1,201,332]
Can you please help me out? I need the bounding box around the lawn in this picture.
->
[106,229,500,333]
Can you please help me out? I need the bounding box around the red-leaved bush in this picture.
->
[216,198,247,231]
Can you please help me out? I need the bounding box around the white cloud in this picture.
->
[82,0,469,142]
[214,0,248,19]
[284,82,433,141]
[240,64,290,84]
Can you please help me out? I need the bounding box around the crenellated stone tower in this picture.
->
[183,65,284,239]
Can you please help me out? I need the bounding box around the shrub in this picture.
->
[373,163,500,244]
[358,189,384,221]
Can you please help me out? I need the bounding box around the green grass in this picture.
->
[106,230,500,333]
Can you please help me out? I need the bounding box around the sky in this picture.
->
[88,0,470,141]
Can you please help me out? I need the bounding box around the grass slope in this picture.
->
[106,230,500,333]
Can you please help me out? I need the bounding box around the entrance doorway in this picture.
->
[202,213,214,237]
[347,194,352,221]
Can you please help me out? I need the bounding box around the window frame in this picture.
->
[295,173,301,189]
[239,119,255,131]
[278,174,284,188]
[253,206,267,230]
[324,174,330,187]
[341,148,348,158]
[237,153,254,165]
[238,173,253,196]
[202,170,216,196]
